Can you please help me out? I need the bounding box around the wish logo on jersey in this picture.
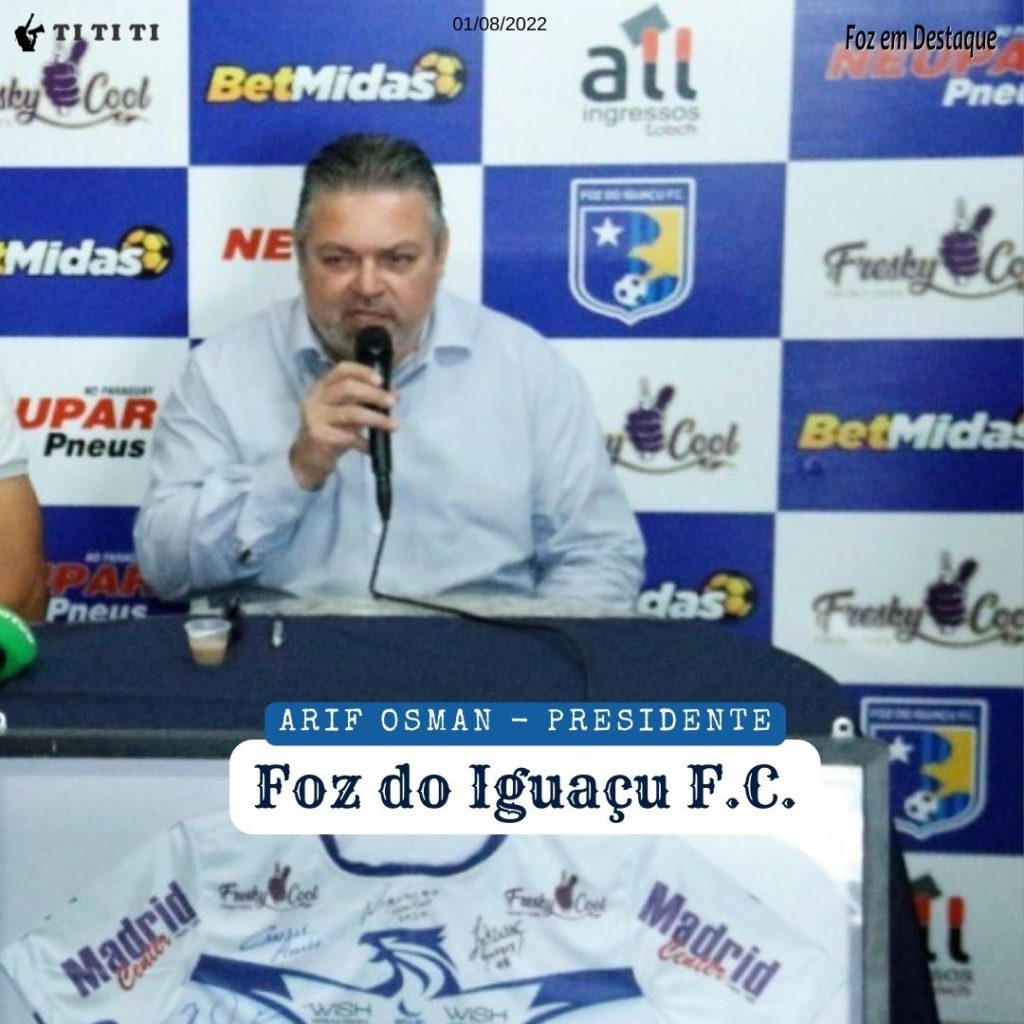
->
[191,926,641,1023]
[863,698,988,841]
[569,177,694,325]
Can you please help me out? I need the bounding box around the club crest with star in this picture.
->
[862,697,988,842]
[568,177,695,325]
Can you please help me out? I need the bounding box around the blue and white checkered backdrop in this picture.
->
[2,2,1022,1018]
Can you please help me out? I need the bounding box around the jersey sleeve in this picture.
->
[627,836,847,1023]
[0,820,203,1024]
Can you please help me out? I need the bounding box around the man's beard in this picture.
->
[313,321,358,363]
[312,314,418,365]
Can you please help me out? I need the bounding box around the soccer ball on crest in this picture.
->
[613,273,648,309]
[903,788,940,824]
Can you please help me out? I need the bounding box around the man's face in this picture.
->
[298,187,448,362]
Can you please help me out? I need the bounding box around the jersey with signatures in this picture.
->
[1,813,845,1024]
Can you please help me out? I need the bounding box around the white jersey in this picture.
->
[0,372,28,481]
[1,813,844,1024]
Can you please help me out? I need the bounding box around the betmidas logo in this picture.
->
[0,226,173,277]
[205,49,466,105]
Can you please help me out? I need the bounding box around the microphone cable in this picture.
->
[367,519,594,698]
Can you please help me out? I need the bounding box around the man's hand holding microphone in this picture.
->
[289,326,397,525]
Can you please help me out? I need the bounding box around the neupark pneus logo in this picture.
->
[0,225,173,277]
[205,48,467,105]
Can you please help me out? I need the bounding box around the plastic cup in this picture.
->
[184,617,231,667]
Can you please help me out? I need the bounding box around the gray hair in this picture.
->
[294,133,446,249]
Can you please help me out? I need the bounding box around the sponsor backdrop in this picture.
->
[1,0,1021,1019]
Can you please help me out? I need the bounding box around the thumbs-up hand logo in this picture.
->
[42,40,87,110]
[554,871,578,911]
[626,381,675,456]
[268,862,291,903]
[940,201,994,284]
[925,553,978,632]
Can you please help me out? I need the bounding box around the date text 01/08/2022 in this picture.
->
[453,15,547,32]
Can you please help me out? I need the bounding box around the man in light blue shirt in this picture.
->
[134,134,644,610]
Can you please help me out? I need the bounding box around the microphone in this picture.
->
[355,325,393,522]
[0,605,38,683]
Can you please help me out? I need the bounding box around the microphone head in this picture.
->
[0,605,38,683]
[355,326,393,382]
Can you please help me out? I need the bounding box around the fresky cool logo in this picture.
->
[504,872,607,920]
[823,199,1024,300]
[1,38,152,128]
[581,3,699,138]
[569,177,694,324]
[812,552,1023,648]
[205,48,466,105]
[0,226,173,277]
[863,697,988,840]
[218,864,320,911]
[609,379,739,471]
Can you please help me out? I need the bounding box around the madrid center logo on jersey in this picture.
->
[569,177,694,324]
